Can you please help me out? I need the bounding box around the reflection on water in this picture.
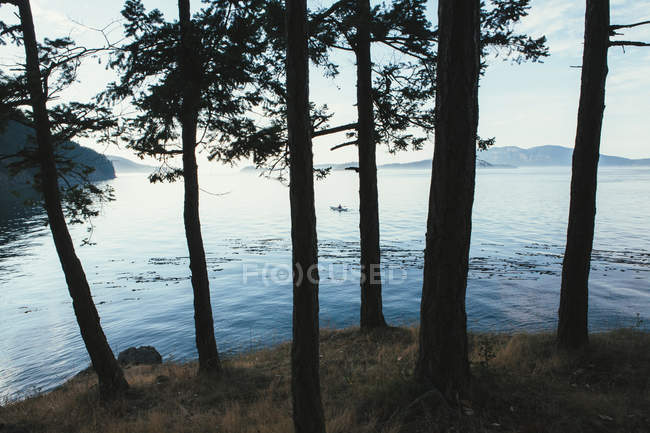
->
[0,166,648,400]
[0,205,45,284]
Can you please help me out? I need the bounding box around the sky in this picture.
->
[1,0,649,169]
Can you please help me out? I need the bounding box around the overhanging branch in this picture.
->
[379,40,429,61]
[309,0,349,30]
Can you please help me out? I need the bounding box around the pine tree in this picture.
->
[0,0,128,400]
[557,0,649,349]
[415,0,481,398]
[285,0,327,429]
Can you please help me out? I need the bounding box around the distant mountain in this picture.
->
[242,157,504,172]
[241,145,650,173]
[379,159,432,169]
[0,120,115,209]
[480,145,650,167]
[379,158,511,169]
[315,157,507,171]
[107,155,155,173]
[374,146,650,169]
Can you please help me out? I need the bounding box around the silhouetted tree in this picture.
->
[0,0,128,400]
[309,0,546,330]
[105,0,276,373]
[355,0,386,328]
[558,0,649,349]
[309,0,436,329]
[285,0,327,430]
[415,0,481,399]
[177,0,221,374]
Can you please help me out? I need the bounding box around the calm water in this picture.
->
[1,166,649,400]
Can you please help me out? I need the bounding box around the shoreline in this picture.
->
[2,326,648,432]
[3,167,649,405]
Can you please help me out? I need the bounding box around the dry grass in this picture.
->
[1,327,648,433]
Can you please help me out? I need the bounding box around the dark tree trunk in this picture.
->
[415,0,480,398]
[178,0,221,373]
[557,0,609,350]
[285,0,326,431]
[355,0,386,330]
[15,0,128,400]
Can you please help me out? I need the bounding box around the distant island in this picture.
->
[242,145,650,172]
[0,121,157,209]
[0,121,115,210]
[377,158,511,169]
[376,146,650,169]
[107,155,156,173]
[241,157,507,172]
[480,145,650,167]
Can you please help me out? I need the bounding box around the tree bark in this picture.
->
[415,0,480,398]
[557,0,609,350]
[15,0,128,400]
[178,0,221,373]
[355,0,386,329]
[285,0,326,430]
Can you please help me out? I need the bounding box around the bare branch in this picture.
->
[609,40,650,47]
[313,122,357,138]
[379,40,429,61]
[135,147,183,156]
[199,187,230,197]
[330,140,358,151]
[330,43,355,52]
[610,20,650,31]
[69,18,125,48]
[373,35,438,43]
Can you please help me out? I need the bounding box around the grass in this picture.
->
[0,327,648,432]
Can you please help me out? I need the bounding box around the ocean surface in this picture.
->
[1,166,649,400]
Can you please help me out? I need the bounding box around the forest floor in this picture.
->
[1,327,648,433]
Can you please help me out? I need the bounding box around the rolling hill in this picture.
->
[1,120,115,210]
[107,155,155,173]
[480,145,650,167]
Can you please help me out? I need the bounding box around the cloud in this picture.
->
[608,55,650,92]
[518,0,584,56]
[31,1,82,37]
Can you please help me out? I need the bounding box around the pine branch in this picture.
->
[309,0,350,29]
[379,40,429,61]
[0,22,20,37]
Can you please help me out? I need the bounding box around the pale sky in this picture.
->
[1,0,649,169]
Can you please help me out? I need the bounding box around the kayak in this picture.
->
[330,206,348,212]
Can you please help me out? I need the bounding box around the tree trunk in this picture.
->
[16,0,128,400]
[557,0,609,350]
[178,0,221,373]
[285,0,326,430]
[415,0,480,398]
[355,0,387,330]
